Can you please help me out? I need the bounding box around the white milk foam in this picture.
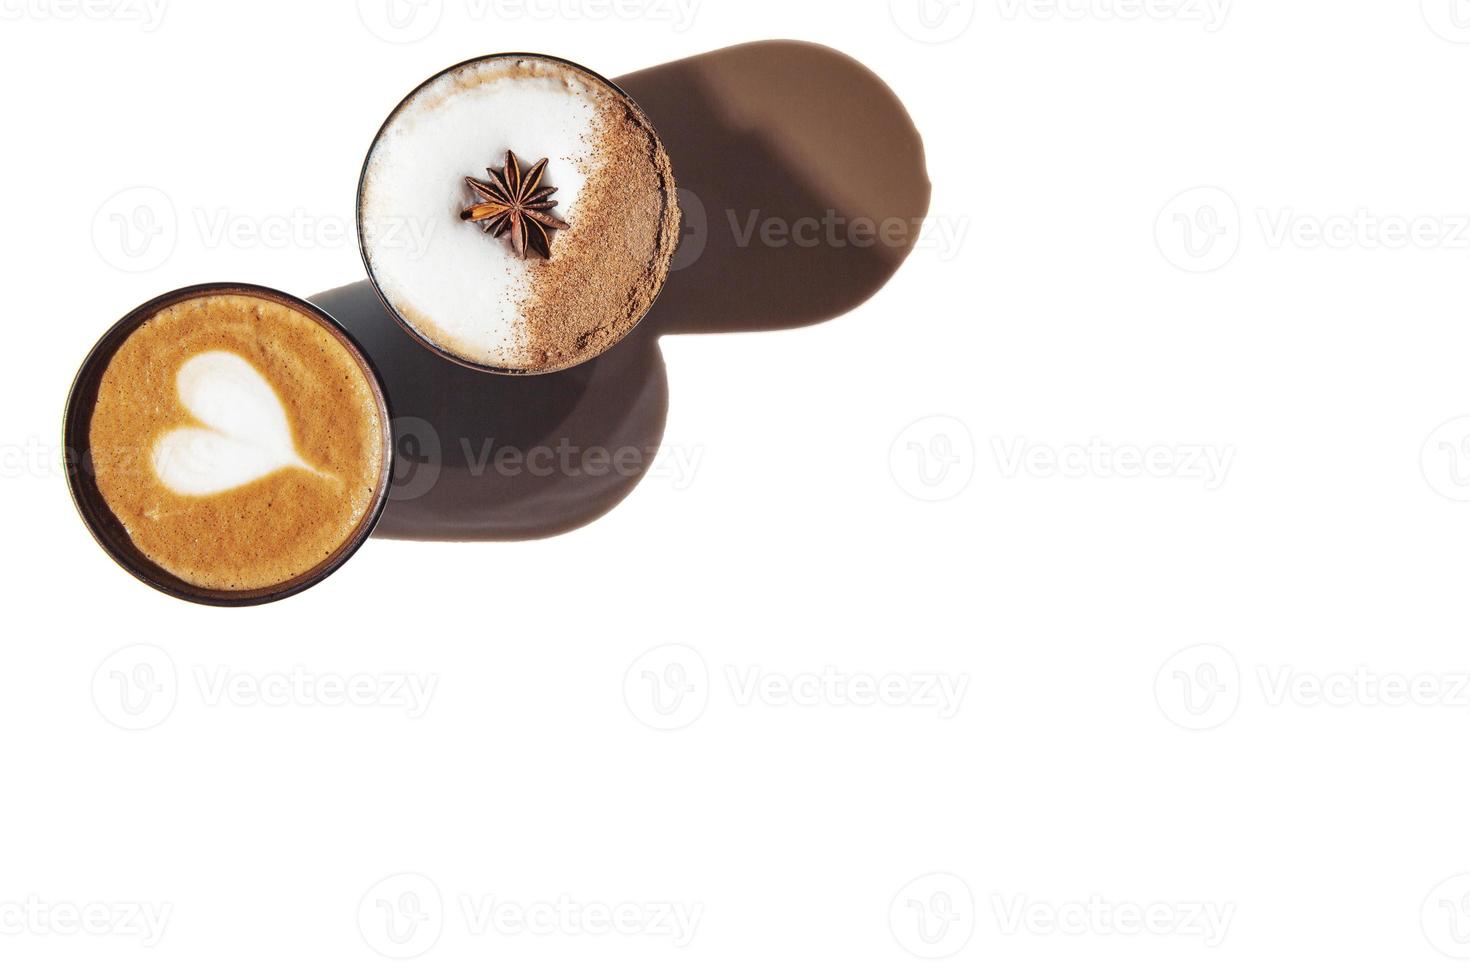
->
[152,351,320,496]
[360,56,604,368]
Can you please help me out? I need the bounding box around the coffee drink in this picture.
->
[71,287,389,599]
[358,53,680,374]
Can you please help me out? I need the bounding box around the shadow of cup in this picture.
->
[314,40,930,541]
[625,39,932,334]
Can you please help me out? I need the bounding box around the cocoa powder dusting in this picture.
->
[520,100,680,371]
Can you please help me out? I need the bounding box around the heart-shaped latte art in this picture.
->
[151,351,326,496]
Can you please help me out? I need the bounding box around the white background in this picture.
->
[4,0,1470,975]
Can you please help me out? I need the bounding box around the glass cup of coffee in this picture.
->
[64,283,393,605]
[357,52,681,375]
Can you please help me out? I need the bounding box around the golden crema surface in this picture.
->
[88,293,385,591]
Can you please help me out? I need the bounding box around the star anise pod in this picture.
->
[459,150,570,260]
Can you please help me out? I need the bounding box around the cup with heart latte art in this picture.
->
[65,284,393,604]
